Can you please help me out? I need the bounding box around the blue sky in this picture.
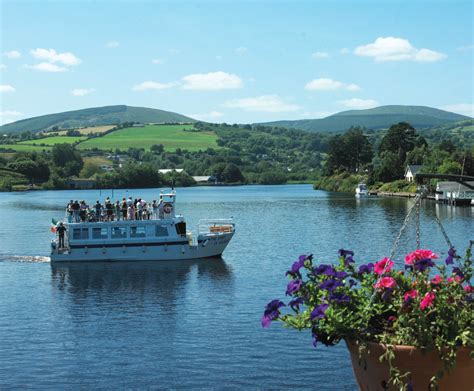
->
[1,0,473,124]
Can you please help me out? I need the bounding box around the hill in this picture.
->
[261,105,471,133]
[0,105,195,134]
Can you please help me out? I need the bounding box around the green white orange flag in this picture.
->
[50,218,58,233]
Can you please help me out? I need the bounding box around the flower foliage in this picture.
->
[262,244,474,386]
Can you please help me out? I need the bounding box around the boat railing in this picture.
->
[198,219,235,235]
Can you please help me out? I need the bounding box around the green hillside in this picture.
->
[76,124,220,152]
[419,119,474,148]
[0,105,196,134]
[261,105,470,133]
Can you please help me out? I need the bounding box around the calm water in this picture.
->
[0,185,472,389]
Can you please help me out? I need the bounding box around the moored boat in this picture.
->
[355,183,369,197]
[50,190,235,262]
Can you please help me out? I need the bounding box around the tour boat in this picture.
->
[50,191,235,262]
[355,183,369,197]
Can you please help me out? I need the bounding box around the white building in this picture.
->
[405,165,422,182]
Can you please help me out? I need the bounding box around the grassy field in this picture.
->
[44,125,116,136]
[0,144,53,152]
[76,124,220,151]
[19,136,86,146]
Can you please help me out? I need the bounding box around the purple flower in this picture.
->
[445,247,456,265]
[339,249,354,258]
[335,271,347,279]
[344,255,355,266]
[286,279,303,296]
[261,300,285,328]
[358,263,374,274]
[381,288,393,302]
[329,292,351,304]
[289,297,304,311]
[413,258,435,272]
[452,267,464,278]
[319,279,343,292]
[314,264,336,277]
[286,256,306,277]
[310,303,329,320]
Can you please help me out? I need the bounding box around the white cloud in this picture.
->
[235,47,248,55]
[182,71,242,90]
[71,88,95,96]
[0,110,22,117]
[132,81,176,91]
[152,58,164,64]
[441,103,474,117]
[4,50,21,59]
[25,62,68,72]
[0,84,16,93]
[223,95,300,113]
[106,41,120,48]
[354,37,446,62]
[338,98,379,109]
[457,44,474,51]
[187,111,224,121]
[311,51,329,59]
[30,48,81,66]
[305,78,360,91]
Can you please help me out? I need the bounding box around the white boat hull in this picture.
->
[51,233,234,262]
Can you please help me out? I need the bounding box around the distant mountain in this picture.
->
[1,105,196,134]
[261,105,471,133]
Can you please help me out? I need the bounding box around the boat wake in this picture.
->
[0,255,51,263]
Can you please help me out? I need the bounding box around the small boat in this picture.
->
[50,190,235,262]
[355,183,369,198]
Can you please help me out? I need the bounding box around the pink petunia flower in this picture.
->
[420,292,436,310]
[404,289,418,301]
[430,275,443,285]
[374,258,394,275]
[405,249,439,265]
[464,285,472,293]
[374,276,397,290]
[447,276,462,284]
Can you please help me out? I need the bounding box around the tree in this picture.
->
[379,122,419,162]
[222,163,245,183]
[51,144,83,176]
[151,144,164,154]
[372,151,403,182]
[7,158,50,183]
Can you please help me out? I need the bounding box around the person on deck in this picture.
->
[94,200,101,221]
[56,222,66,249]
[121,198,128,220]
[115,201,121,221]
[72,200,80,223]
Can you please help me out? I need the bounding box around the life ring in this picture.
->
[163,202,173,214]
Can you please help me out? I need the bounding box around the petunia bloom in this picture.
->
[430,275,443,285]
[403,289,418,302]
[445,247,456,265]
[464,285,473,293]
[286,279,303,296]
[329,292,351,303]
[358,263,374,274]
[261,300,285,328]
[405,249,438,265]
[319,279,343,292]
[289,297,304,311]
[420,292,436,310]
[374,276,397,290]
[338,249,354,258]
[374,258,394,275]
[314,264,336,277]
[310,303,329,320]
[286,256,306,277]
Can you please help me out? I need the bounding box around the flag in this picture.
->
[51,218,58,233]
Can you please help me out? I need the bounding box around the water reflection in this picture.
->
[51,257,233,301]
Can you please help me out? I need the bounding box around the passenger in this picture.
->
[56,222,66,249]
[128,203,135,220]
[121,198,128,220]
[158,199,164,219]
[152,200,158,219]
[127,197,133,207]
[67,200,73,223]
[80,200,87,222]
[115,201,121,221]
[72,200,80,223]
[106,199,113,221]
[137,199,143,220]
[134,199,138,220]
[94,200,101,221]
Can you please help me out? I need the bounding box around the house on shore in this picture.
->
[405,165,422,182]
[158,169,184,174]
[67,178,96,190]
[192,175,217,184]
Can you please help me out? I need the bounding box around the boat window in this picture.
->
[72,228,89,240]
[155,225,168,237]
[92,227,108,239]
[175,221,186,236]
[111,227,127,239]
[130,226,146,238]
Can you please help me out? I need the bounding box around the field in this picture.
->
[76,124,220,151]
[44,125,116,136]
[19,136,86,146]
[0,144,53,152]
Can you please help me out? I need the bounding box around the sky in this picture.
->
[0,0,473,125]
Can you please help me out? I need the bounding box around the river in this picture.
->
[0,185,472,389]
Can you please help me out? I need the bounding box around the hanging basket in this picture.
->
[346,340,474,391]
